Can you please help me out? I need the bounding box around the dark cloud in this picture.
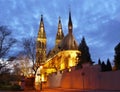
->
[0,0,120,63]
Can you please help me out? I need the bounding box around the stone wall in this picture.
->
[46,64,120,90]
[47,72,62,88]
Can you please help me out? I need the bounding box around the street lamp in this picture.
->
[39,65,43,91]
[37,73,42,91]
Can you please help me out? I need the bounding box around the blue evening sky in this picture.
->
[0,0,120,63]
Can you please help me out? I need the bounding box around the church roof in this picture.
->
[58,10,78,50]
[59,32,78,50]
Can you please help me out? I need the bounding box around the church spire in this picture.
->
[38,15,46,38]
[68,10,73,33]
[55,16,64,46]
[41,15,43,22]
[40,15,43,27]
[36,14,47,65]
[58,16,62,29]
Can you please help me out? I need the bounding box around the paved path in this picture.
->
[0,88,120,92]
[40,88,120,92]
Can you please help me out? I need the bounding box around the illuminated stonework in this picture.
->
[36,15,47,65]
[55,17,64,46]
[35,11,81,89]
[43,50,80,74]
[35,50,81,88]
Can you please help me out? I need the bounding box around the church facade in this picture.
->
[35,11,80,83]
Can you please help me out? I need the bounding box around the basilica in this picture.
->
[35,11,80,82]
[34,11,120,91]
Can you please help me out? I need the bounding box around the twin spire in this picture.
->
[39,11,73,33]
[56,10,73,46]
[37,10,74,64]
[58,10,73,34]
[38,10,73,39]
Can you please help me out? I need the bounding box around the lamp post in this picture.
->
[40,65,43,91]
[81,72,85,90]
[37,73,42,91]
[40,74,42,91]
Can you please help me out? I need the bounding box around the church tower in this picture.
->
[36,15,47,65]
[55,17,64,46]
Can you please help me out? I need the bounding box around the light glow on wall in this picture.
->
[42,50,81,74]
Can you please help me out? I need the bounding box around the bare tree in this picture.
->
[0,26,16,58]
[0,25,16,78]
[11,54,33,77]
[21,37,38,75]
[0,61,11,75]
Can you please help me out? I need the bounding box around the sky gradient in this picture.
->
[0,0,120,63]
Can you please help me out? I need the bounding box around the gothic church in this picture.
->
[36,11,80,81]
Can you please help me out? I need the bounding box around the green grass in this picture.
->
[0,84,21,91]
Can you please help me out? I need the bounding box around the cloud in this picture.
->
[0,0,120,63]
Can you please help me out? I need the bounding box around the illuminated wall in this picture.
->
[44,65,120,90]
[35,50,80,90]
[43,50,80,74]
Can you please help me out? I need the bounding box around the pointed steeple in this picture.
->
[55,16,64,46]
[68,10,73,33]
[58,16,62,29]
[40,15,44,27]
[38,15,46,38]
[36,14,47,65]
